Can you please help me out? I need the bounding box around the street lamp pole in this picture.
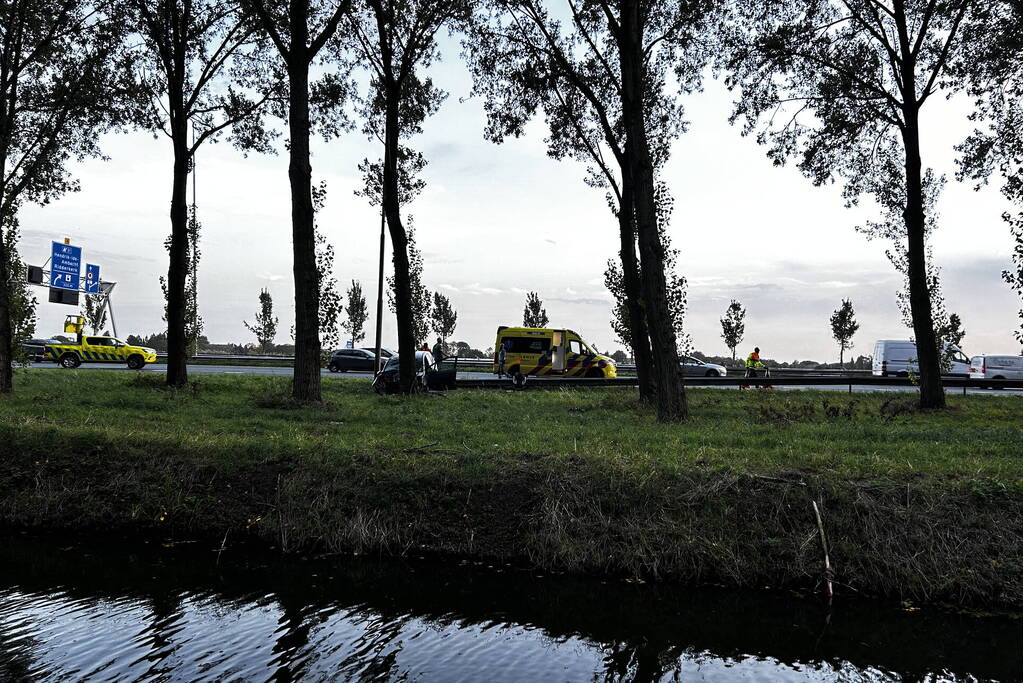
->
[373,205,386,373]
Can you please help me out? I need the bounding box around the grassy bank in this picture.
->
[2,369,1022,607]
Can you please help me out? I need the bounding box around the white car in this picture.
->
[681,355,727,377]
[969,355,1023,382]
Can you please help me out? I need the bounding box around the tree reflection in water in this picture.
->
[0,537,1018,682]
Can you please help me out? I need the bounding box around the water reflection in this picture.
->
[0,535,1017,682]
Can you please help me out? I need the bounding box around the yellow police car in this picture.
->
[494,326,617,378]
[45,336,158,370]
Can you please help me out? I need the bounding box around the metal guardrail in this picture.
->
[151,353,951,381]
[156,353,294,362]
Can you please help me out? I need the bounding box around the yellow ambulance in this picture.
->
[493,326,617,378]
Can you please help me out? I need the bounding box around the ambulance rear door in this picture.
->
[551,330,567,372]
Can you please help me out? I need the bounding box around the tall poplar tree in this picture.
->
[466,0,718,421]
[522,291,548,328]
[348,0,473,392]
[342,279,368,346]
[244,287,278,351]
[720,299,744,362]
[830,298,859,367]
[727,0,979,409]
[0,0,126,393]
[130,0,274,387]
[958,1,1023,349]
[240,0,352,402]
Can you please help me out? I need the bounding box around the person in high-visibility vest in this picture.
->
[742,347,766,388]
[745,347,765,373]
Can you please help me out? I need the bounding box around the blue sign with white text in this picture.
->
[85,264,101,294]
[50,242,82,291]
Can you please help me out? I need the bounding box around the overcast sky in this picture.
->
[18,33,1021,362]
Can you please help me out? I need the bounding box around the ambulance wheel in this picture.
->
[585,367,605,378]
[127,355,145,370]
[59,353,81,369]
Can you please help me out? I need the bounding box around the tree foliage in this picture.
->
[720,299,745,361]
[387,227,431,346]
[430,291,457,344]
[956,1,1023,350]
[311,182,343,359]
[605,185,691,356]
[83,294,108,335]
[829,298,859,366]
[2,218,36,355]
[0,0,127,392]
[1004,225,1023,348]
[726,0,979,409]
[244,288,278,352]
[522,291,548,328]
[160,206,205,356]
[343,279,369,347]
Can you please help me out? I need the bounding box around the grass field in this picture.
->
[2,369,1022,606]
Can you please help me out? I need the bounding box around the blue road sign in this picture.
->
[85,264,101,294]
[50,242,82,291]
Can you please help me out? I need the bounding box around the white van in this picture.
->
[969,355,1023,381]
[872,340,970,376]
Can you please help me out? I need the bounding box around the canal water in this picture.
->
[0,535,1019,682]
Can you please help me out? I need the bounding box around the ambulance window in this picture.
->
[569,340,583,355]
[505,337,551,353]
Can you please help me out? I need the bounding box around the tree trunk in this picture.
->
[617,0,687,422]
[287,42,322,403]
[165,130,190,387]
[839,346,844,368]
[0,58,16,393]
[383,84,417,393]
[901,108,944,408]
[618,177,654,402]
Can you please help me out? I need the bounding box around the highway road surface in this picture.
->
[50,362,1023,396]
